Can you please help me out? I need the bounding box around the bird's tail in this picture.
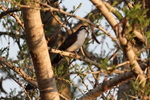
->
[51,54,63,65]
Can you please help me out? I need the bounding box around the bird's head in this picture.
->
[78,25,89,33]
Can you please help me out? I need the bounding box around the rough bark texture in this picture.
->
[78,62,148,100]
[21,1,59,100]
[78,69,136,100]
[90,0,146,99]
[90,0,118,29]
[41,3,72,99]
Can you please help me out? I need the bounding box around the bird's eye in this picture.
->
[81,27,85,29]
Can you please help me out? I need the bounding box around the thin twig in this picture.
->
[0,4,24,29]
[56,77,84,94]
[0,56,37,88]
[2,64,32,100]
[0,5,19,18]
[50,48,101,68]
[5,0,118,45]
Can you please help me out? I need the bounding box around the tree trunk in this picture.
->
[21,1,60,100]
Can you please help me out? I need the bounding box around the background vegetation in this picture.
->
[0,0,150,100]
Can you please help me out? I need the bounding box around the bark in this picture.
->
[90,0,118,31]
[90,0,146,99]
[78,63,147,100]
[41,2,72,99]
[21,1,59,100]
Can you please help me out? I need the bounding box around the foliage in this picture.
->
[0,0,150,100]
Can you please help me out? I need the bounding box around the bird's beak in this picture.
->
[85,27,89,33]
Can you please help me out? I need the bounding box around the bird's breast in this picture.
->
[66,30,86,51]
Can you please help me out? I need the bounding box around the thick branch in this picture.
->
[90,0,118,33]
[90,0,146,86]
[78,63,147,100]
[21,1,59,100]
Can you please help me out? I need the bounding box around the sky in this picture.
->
[0,0,114,98]
[0,0,94,96]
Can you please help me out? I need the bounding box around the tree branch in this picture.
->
[0,5,19,19]
[78,63,147,100]
[0,56,37,87]
[0,4,24,29]
[21,1,59,99]
[0,31,25,39]
[90,0,118,33]
[3,0,119,46]
[50,48,101,68]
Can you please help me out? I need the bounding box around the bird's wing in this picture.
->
[52,31,78,65]
[59,33,77,50]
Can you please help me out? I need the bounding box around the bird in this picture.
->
[52,25,88,65]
